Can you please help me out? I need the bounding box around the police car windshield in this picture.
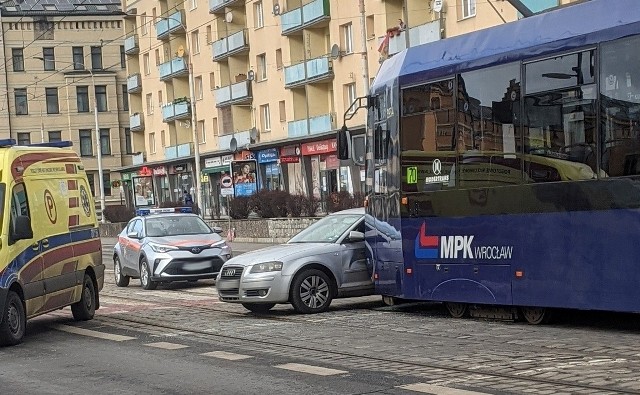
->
[145,215,212,237]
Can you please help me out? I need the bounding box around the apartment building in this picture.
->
[0,0,131,207]
[121,0,576,217]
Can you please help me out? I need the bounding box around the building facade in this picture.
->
[120,0,578,217]
[0,0,132,209]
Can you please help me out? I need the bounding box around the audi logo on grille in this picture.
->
[223,269,236,276]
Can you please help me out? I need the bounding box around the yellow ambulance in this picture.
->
[0,140,104,346]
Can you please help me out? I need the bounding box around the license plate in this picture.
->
[183,262,211,271]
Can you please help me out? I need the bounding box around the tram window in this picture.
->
[600,36,640,177]
[525,50,595,95]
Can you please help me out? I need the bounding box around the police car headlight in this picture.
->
[148,242,178,253]
[250,261,283,273]
[210,240,227,248]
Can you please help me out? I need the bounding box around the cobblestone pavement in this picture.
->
[90,242,640,394]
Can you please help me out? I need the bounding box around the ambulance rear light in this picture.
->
[136,207,194,216]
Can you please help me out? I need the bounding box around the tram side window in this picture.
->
[457,62,523,187]
[600,36,640,177]
[523,50,598,183]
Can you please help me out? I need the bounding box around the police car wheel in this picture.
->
[71,274,96,321]
[140,259,158,290]
[114,256,130,287]
[0,291,26,346]
[290,269,333,314]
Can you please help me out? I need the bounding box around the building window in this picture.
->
[122,84,129,111]
[87,173,95,196]
[149,132,156,154]
[72,47,84,69]
[345,83,357,113]
[279,100,286,122]
[12,48,24,72]
[124,128,133,154]
[261,104,271,132]
[275,48,283,69]
[154,49,160,66]
[91,46,103,70]
[341,23,353,54]
[120,45,126,68]
[140,13,148,35]
[206,25,212,44]
[95,86,107,112]
[48,131,62,142]
[43,47,55,71]
[46,88,59,114]
[79,129,93,156]
[100,128,111,155]
[15,88,28,115]
[191,30,200,54]
[103,173,112,196]
[160,130,166,147]
[257,53,267,81]
[198,120,206,143]
[254,2,264,28]
[212,117,219,136]
[143,54,150,75]
[17,132,30,146]
[209,72,216,90]
[366,14,375,40]
[460,0,476,19]
[190,0,197,10]
[195,76,203,99]
[76,86,89,112]
[146,93,153,114]
[158,90,163,107]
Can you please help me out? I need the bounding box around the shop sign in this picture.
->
[301,139,337,156]
[234,151,255,161]
[257,148,279,164]
[205,157,222,168]
[173,163,187,173]
[325,154,340,170]
[222,154,234,165]
[281,145,301,157]
[279,156,299,164]
[138,166,152,177]
[153,166,167,176]
[121,173,132,181]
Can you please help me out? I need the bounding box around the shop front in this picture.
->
[202,154,233,218]
[152,166,170,205]
[256,148,280,191]
[169,163,193,203]
[301,139,339,209]
[132,166,155,207]
[279,144,304,195]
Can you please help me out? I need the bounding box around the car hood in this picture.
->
[223,243,334,267]
[146,234,223,247]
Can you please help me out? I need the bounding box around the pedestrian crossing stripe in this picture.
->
[398,383,491,394]
[201,351,253,360]
[51,324,136,342]
[275,363,347,376]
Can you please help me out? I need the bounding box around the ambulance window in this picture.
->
[11,184,30,218]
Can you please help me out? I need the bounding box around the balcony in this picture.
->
[388,20,441,56]
[281,0,330,35]
[159,57,188,81]
[284,56,333,88]
[156,10,185,40]
[287,113,334,138]
[127,73,142,93]
[209,0,243,13]
[212,30,249,61]
[124,35,139,55]
[165,142,193,160]
[214,80,252,107]
[162,100,191,122]
[132,152,146,166]
[130,113,144,132]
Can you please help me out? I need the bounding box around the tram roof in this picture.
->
[372,0,640,91]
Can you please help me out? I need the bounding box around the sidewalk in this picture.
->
[100,237,278,253]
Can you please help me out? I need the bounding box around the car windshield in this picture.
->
[145,215,213,237]
[288,214,362,244]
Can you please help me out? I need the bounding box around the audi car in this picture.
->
[216,208,372,314]
[113,207,232,290]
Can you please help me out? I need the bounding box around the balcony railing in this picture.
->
[156,10,185,40]
[162,100,191,122]
[284,56,333,88]
[214,80,252,107]
[124,35,139,55]
[388,20,441,56]
[165,142,193,160]
[287,113,334,137]
[159,57,188,81]
[127,73,142,93]
[209,0,243,13]
[281,0,330,35]
[212,30,249,61]
[130,113,144,132]
[132,152,146,166]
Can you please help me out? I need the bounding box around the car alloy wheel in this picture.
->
[140,259,157,290]
[290,268,334,314]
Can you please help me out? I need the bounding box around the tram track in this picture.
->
[96,291,640,394]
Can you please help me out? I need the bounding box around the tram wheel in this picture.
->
[445,302,469,319]
[520,307,551,325]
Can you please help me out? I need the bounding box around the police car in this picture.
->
[113,207,232,290]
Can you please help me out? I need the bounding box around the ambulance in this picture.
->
[0,140,104,346]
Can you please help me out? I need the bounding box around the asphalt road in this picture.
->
[2,241,640,395]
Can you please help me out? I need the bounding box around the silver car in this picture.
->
[113,208,232,290]
[216,208,372,314]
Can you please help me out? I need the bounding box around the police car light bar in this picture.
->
[136,207,194,216]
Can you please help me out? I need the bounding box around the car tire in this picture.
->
[140,258,158,290]
[114,256,130,287]
[71,274,96,321]
[0,291,26,346]
[290,268,333,314]
[242,303,275,313]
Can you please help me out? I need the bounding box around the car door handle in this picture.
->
[32,242,39,251]
[42,239,50,248]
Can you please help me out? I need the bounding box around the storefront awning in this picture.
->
[202,165,231,174]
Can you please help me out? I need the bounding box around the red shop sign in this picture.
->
[301,139,337,156]
[138,166,152,177]
[280,156,300,164]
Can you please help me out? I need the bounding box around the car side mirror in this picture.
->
[127,231,140,239]
[12,215,33,241]
[212,226,223,234]
[347,231,364,243]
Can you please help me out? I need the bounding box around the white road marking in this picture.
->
[145,341,190,350]
[51,324,135,342]
[201,351,253,361]
[399,383,491,394]
[275,363,348,376]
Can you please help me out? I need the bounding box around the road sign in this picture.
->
[221,187,234,196]
[221,175,233,188]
